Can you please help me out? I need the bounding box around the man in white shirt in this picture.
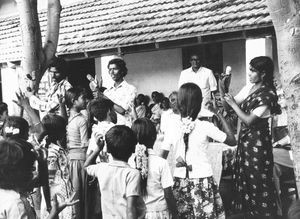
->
[178,54,217,109]
[28,57,72,118]
[100,58,137,126]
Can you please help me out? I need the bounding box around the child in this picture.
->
[161,83,236,218]
[86,98,116,161]
[40,114,74,219]
[85,125,143,219]
[132,118,178,219]
[65,87,89,219]
[0,139,78,219]
[134,94,147,118]
[85,98,117,219]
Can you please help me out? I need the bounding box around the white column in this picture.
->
[245,38,269,84]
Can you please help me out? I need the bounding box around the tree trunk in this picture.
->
[266,0,300,196]
[16,0,61,93]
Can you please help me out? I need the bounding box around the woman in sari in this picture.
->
[223,56,281,219]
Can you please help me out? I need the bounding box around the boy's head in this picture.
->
[0,102,8,121]
[42,114,67,143]
[0,139,36,192]
[88,98,116,123]
[105,125,137,162]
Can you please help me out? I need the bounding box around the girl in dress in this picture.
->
[223,56,281,218]
[161,83,236,218]
[40,114,74,219]
[132,118,178,219]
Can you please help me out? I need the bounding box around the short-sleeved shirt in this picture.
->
[87,121,115,155]
[29,79,72,115]
[67,113,89,149]
[104,80,137,126]
[86,160,141,218]
[0,189,36,219]
[178,67,217,107]
[144,149,174,212]
[162,119,226,178]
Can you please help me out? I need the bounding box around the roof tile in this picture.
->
[0,0,272,62]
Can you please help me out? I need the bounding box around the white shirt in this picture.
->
[104,80,137,126]
[178,67,217,107]
[86,160,141,218]
[162,119,227,178]
[87,121,115,156]
[0,189,35,219]
[159,109,173,134]
[144,149,174,212]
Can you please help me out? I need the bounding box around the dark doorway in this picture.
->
[182,43,223,77]
[67,58,95,98]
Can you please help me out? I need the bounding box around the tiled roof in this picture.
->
[0,0,272,63]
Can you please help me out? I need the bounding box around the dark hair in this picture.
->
[250,56,281,114]
[178,83,202,120]
[105,125,137,161]
[132,118,156,149]
[65,87,87,109]
[88,98,114,122]
[0,102,8,116]
[41,114,67,144]
[3,116,29,140]
[178,83,202,157]
[49,56,68,78]
[250,56,275,90]
[136,94,145,104]
[131,118,156,196]
[107,58,128,77]
[0,139,36,192]
[161,97,170,109]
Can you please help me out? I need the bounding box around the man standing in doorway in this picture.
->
[178,54,217,109]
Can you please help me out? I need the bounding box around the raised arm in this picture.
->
[224,93,261,126]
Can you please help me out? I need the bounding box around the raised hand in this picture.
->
[95,132,105,151]
[223,93,236,106]
[49,192,79,217]
[14,91,31,108]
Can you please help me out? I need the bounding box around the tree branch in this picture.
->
[43,0,62,68]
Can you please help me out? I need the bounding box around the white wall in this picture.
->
[123,48,182,97]
[1,66,23,115]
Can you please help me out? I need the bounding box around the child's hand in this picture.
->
[95,133,105,151]
[57,94,65,105]
[206,100,219,115]
[50,193,79,217]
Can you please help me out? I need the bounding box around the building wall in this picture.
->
[96,49,182,97]
[124,48,182,97]
[222,39,246,95]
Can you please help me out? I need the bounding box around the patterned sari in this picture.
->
[232,85,279,217]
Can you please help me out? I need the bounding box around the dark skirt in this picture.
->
[173,176,225,219]
[232,124,277,217]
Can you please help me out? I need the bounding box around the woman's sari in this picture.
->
[232,85,279,217]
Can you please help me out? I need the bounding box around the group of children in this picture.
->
[1,79,300,219]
